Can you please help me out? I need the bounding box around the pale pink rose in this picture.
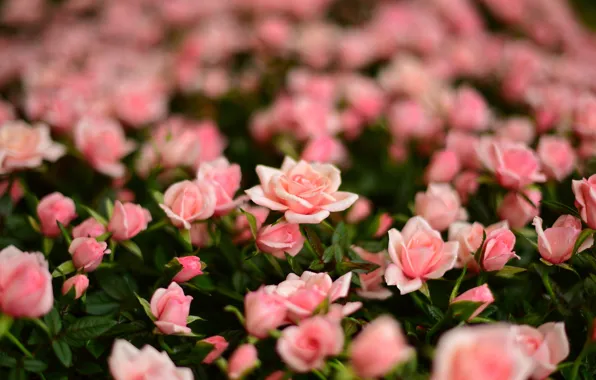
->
[0,100,15,125]
[346,197,372,224]
[74,116,136,178]
[195,121,227,164]
[37,192,77,238]
[388,100,440,141]
[235,206,270,244]
[228,344,258,379]
[350,316,414,378]
[61,274,89,299]
[342,76,386,121]
[454,171,479,204]
[572,174,596,229]
[451,284,495,320]
[109,340,193,380]
[481,226,519,271]
[69,237,110,272]
[533,215,593,264]
[190,223,211,248]
[150,282,193,335]
[338,31,375,69]
[113,80,168,127]
[245,157,358,224]
[385,216,458,294]
[244,287,288,339]
[72,218,106,239]
[445,131,481,170]
[496,117,535,145]
[578,138,596,161]
[415,184,467,231]
[374,213,394,238]
[116,189,135,203]
[287,69,337,105]
[197,158,243,216]
[448,221,485,271]
[277,316,344,372]
[340,109,365,140]
[0,246,53,318]
[498,189,542,229]
[477,138,546,190]
[173,256,203,283]
[108,201,152,241]
[447,87,490,131]
[352,247,391,300]
[255,17,291,51]
[1,0,45,25]
[301,135,348,166]
[0,180,23,204]
[425,150,461,184]
[201,335,229,364]
[160,180,216,229]
[574,95,596,137]
[513,323,570,380]
[256,222,305,259]
[432,324,534,380]
[537,136,576,181]
[0,121,65,174]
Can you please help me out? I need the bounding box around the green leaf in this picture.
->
[44,308,62,335]
[179,341,216,365]
[26,215,40,233]
[52,340,72,367]
[302,226,325,258]
[309,261,325,271]
[66,316,117,340]
[322,245,336,263]
[187,315,205,324]
[23,359,47,373]
[179,228,193,252]
[120,240,143,261]
[81,205,108,226]
[43,237,54,256]
[77,362,103,375]
[264,253,285,278]
[495,266,527,278]
[96,231,112,242]
[0,314,13,339]
[86,340,106,359]
[163,258,184,281]
[240,209,259,239]
[23,192,39,214]
[572,229,596,257]
[0,352,17,368]
[8,367,26,380]
[285,252,303,274]
[135,293,156,321]
[85,291,120,315]
[151,190,164,205]
[541,200,580,218]
[419,283,431,299]
[105,198,114,219]
[332,222,348,248]
[451,301,484,321]
[449,266,468,303]
[52,261,75,278]
[96,271,137,301]
[0,194,13,216]
[57,221,72,245]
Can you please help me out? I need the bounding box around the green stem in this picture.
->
[426,310,452,344]
[6,331,33,358]
[570,339,591,380]
[29,318,51,337]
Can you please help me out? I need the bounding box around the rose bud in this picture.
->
[173,256,203,283]
[425,150,461,184]
[414,183,467,231]
[108,201,152,241]
[350,316,414,378]
[537,136,576,181]
[62,274,89,299]
[244,287,288,339]
[0,180,24,204]
[201,335,229,364]
[533,215,593,264]
[346,197,373,224]
[385,216,458,294]
[498,189,541,229]
[72,217,106,239]
[37,192,77,237]
[256,222,305,259]
[277,316,344,373]
[159,180,216,229]
[150,282,193,335]
[481,226,519,271]
[190,223,211,248]
[265,371,286,380]
[69,237,110,272]
[196,158,243,216]
[374,213,394,238]
[228,344,259,380]
[0,246,53,318]
[512,322,570,380]
[234,206,269,244]
[109,339,193,380]
[572,174,596,229]
[451,284,495,320]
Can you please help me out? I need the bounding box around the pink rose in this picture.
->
[197,158,243,216]
[385,216,458,294]
[265,371,286,380]
[256,222,305,259]
[62,274,89,299]
[432,324,534,380]
[388,100,440,141]
[415,184,467,231]
[108,201,152,241]
[72,218,106,239]
[150,282,193,335]
[228,344,259,379]
[513,323,570,379]
[301,135,349,166]
[190,223,211,248]
[0,121,65,174]
[245,157,358,224]
[109,339,193,380]
[195,121,227,163]
[572,174,596,229]
[342,76,386,121]
[244,287,288,339]
[454,171,479,204]
[0,246,53,318]
[537,136,576,181]
[481,226,518,271]
[495,117,535,145]
[447,86,490,131]
[353,247,392,300]
[201,335,229,364]
[574,95,596,137]
[374,213,393,238]
[173,256,203,283]
[160,180,216,229]
[498,189,541,229]
[425,150,461,184]
[277,316,344,372]
[533,215,593,264]
[446,131,481,170]
[69,237,110,272]
[0,180,24,204]
[448,221,484,271]
[255,17,291,51]
[113,80,168,127]
[37,192,77,237]
[477,138,546,190]
[74,116,136,178]
[451,284,495,320]
[350,316,414,378]
[234,206,269,244]
[346,197,372,224]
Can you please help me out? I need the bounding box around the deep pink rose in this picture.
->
[201,335,229,364]
[173,256,203,283]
